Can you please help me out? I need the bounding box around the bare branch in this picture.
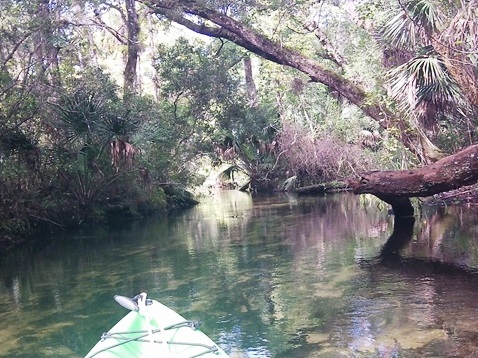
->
[1,31,35,69]
[92,15,127,45]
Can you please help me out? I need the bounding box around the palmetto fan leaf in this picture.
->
[99,110,141,140]
[388,55,462,113]
[53,87,139,144]
[54,90,104,144]
[379,0,443,49]
[218,165,242,181]
[381,11,420,49]
[407,0,442,32]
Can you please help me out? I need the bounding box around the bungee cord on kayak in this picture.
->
[84,293,229,358]
[87,329,220,358]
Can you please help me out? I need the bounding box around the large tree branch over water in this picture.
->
[350,144,478,197]
[142,0,419,155]
[349,144,478,216]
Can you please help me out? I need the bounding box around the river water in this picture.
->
[1,191,478,357]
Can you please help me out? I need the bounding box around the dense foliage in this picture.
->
[1,0,477,247]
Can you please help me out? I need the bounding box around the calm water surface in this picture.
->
[2,191,478,357]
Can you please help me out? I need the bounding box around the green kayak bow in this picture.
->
[84,292,230,358]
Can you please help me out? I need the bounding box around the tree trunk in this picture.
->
[243,56,258,107]
[124,0,140,98]
[34,0,61,85]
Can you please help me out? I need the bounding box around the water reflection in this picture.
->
[2,192,478,357]
[379,217,415,259]
[359,213,478,357]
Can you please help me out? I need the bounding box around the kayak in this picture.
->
[84,292,230,358]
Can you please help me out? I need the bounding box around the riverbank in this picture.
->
[0,187,198,253]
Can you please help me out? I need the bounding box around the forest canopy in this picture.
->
[1,0,478,246]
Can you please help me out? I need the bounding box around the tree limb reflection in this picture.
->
[379,216,415,260]
[355,213,478,357]
[372,215,478,277]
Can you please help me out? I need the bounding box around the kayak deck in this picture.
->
[84,295,229,358]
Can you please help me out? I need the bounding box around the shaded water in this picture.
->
[2,191,478,357]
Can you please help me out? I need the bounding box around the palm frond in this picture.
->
[51,89,105,145]
[379,0,443,49]
[380,10,419,49]
[388,55,462,112]
[218,165,242,181]
[407,0,443,33]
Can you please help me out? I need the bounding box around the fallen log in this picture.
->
[295,182,348,195]
[348,143,478,216]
